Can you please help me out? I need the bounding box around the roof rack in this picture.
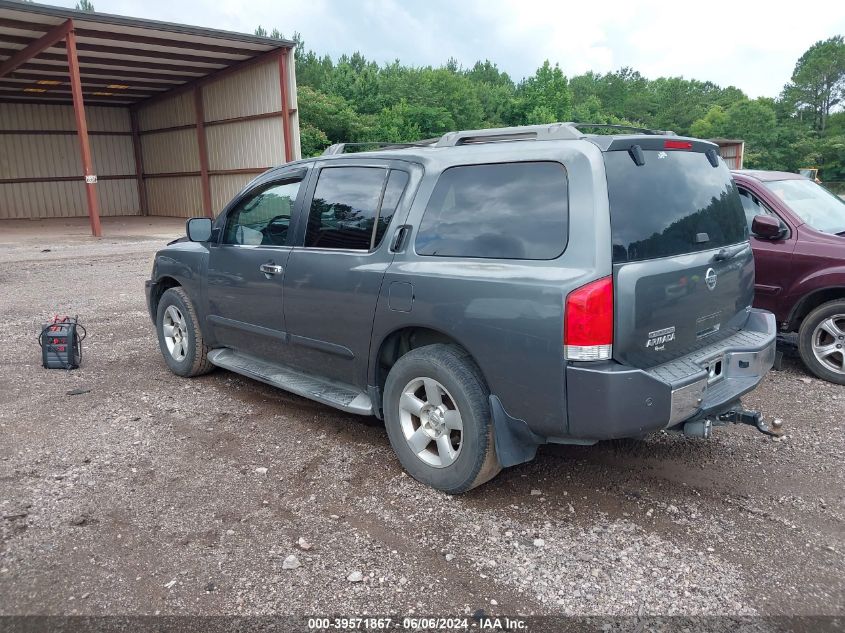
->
[571,123,675,136]
[321,123,676,156]
[433,122,674,147]
[322,140,437,156]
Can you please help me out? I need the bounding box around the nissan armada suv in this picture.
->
[145,123,778,493]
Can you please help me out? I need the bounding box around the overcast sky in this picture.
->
[57,0,845,99]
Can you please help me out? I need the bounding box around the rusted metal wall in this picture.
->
[134,91,202,217]
[203,61,282,121]
[0,103,139,219]
[202,58,286,217]
[210,172,258,214]
[145,176,203,218]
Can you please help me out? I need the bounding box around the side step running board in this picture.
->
[207,349,373,416]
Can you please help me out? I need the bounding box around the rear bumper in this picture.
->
[565,309,777,440]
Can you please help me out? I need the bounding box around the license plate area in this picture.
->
[703,355,725,384]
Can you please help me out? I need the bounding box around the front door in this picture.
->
[738,185,796,317]
[283,161,412,387]
[206,169,307,364]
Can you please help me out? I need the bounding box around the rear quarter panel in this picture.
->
[369,141,612,439]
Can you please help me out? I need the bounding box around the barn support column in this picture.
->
[194,87,213,218]
[278,49,293,163]
[66,29,102,237]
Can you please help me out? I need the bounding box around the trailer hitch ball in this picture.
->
[683,419,712,439]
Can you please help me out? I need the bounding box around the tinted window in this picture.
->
[606,150,748,263]
[416,162,569,259]
[223,179,301,246]
[373,170,409,248]
[305,167,387,250]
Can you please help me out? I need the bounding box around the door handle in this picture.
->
[260,263,284,275]
[390,225,411,253]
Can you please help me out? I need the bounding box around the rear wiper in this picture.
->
[713,244,747,261]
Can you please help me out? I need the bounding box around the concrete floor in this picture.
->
[0,216,188,249]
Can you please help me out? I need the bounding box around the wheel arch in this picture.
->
[370,325,491,399]
[150,275,182,320]
[787,286,845,331]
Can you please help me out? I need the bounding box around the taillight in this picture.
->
[664,140,692,150]
[564,276,613,361]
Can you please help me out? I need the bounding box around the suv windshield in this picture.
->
[764,179,845,234]
[605,150,748,263]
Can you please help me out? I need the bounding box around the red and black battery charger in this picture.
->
[38,315,86,369]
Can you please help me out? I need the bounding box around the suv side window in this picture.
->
[415,161,569,260]
[304,166,407,251]
[738,187,786,234]
[223,178,302,246]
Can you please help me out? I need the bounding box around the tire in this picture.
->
[155,287,214,378]
[797,299,845,385]
[383,344,501,494]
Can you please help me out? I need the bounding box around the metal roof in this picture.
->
[0,0,293,107]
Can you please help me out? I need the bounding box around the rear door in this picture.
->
[283,159,413,387]
[605,143,753,368]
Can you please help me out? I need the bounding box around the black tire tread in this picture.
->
[157,287,214,377]
[384,344,501,494]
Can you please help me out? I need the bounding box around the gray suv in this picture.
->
[145,123,778,493]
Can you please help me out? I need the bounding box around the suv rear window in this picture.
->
[605,150,748,263]
[416,162,568,260]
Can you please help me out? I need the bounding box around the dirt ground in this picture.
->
[0,217,843,619]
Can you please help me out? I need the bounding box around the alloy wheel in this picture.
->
[162,305,188,361]
[398,377,463,468]
[811,314,845,375]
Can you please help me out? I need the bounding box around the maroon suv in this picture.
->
[732,170,845,384]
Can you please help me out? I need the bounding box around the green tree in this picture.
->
[75,0,94,11]
[784,36,845,132]
[690,105,728,138]
[512,61,571,125]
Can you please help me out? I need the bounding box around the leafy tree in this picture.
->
[512,61,571,125]
[288,31,845,180]
[784,36,845,132]
[75,0,94,11]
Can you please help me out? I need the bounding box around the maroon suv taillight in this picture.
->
[564,276,613,361]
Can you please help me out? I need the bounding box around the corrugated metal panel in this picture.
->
[286,50,302,160]
[145,176,203,217]
[0,103,130,132]
[137,91,195,131]
[140,128,199,174]
[210,172,257,216]
[0,179,139,219]
[206,117,282,171]
[0,134,135,178]
[203,60,281,122]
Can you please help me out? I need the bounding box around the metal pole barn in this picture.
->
[0,18,102,237]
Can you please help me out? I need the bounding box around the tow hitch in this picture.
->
[682,408,784,439]
[716,408,784,437]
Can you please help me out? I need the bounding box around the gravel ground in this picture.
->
[0,220,843,619]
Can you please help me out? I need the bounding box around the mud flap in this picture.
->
[489,395,543,468]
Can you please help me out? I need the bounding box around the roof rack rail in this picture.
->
[322,140,437,156]
[433,122,675,148]
[434,123,583,147]
[571,123,676,136]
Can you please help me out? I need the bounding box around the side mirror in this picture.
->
[751,214,785,240]
[186,217,213,242]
